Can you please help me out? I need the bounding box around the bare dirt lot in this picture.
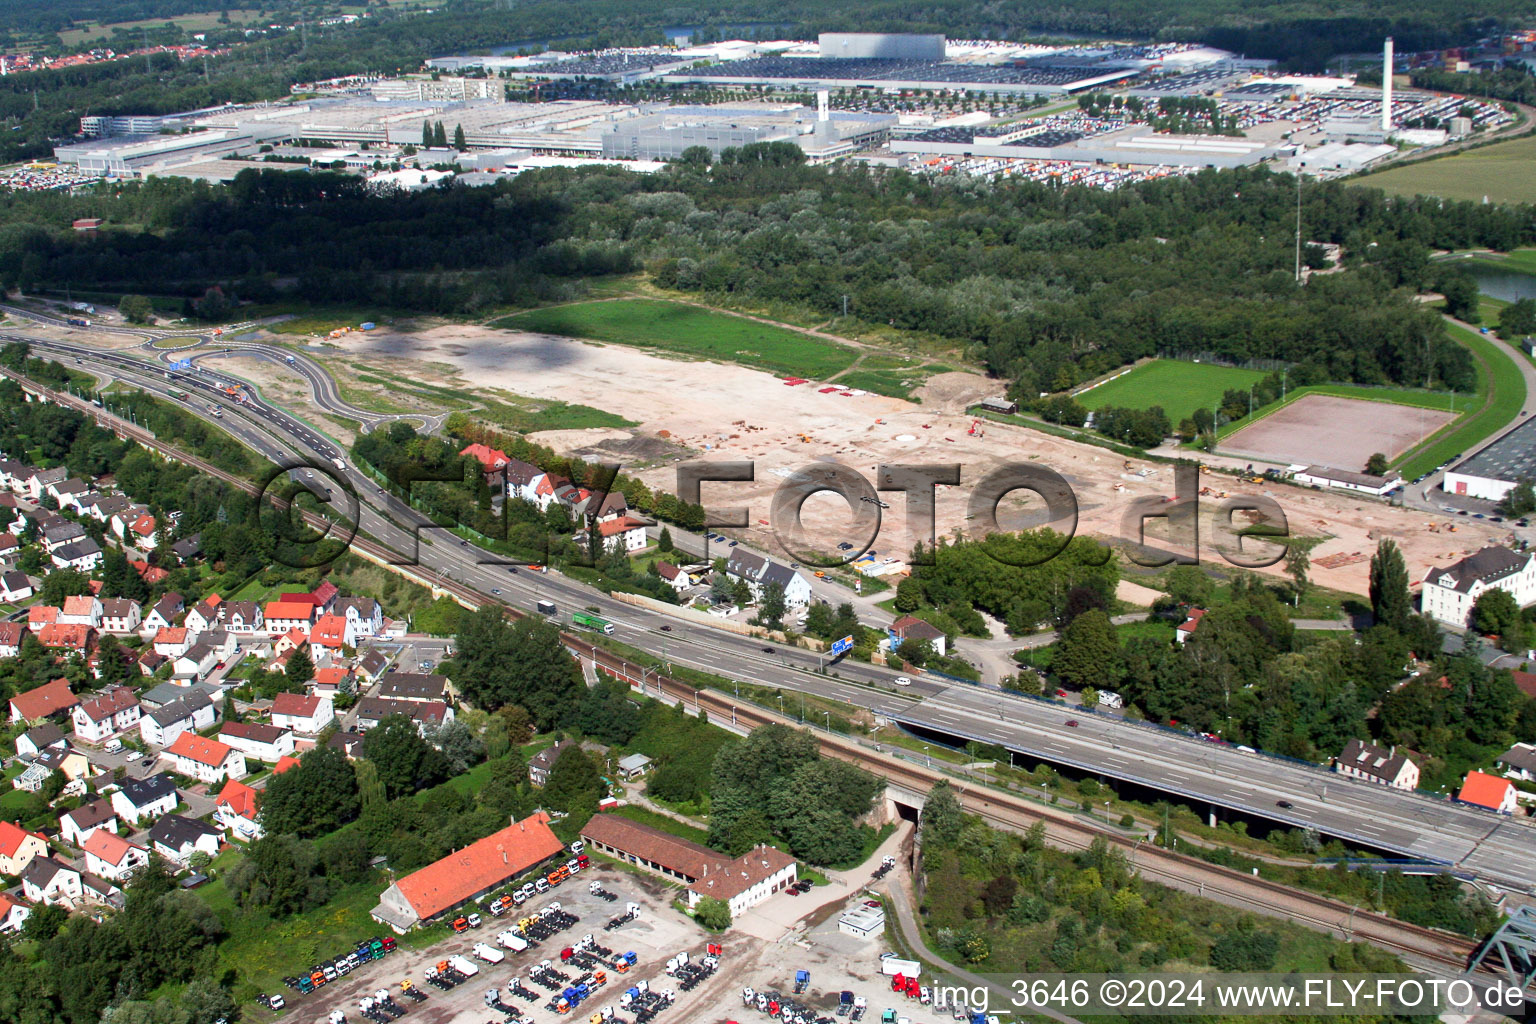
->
[1221,393,1456,467]
[267,324,1510,597]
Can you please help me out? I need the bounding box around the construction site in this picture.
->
[282,318,1512,598]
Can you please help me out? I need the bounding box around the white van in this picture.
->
[1097,691,1124,710]
[103,738,123,754]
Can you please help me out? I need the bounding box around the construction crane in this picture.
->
[967,419,984,437]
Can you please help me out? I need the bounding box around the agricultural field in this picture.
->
[1365,135,1536,205]
[1076,358,1267,424]
[494,299,857,379]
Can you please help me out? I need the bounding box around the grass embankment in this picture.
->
[1364,134,1536,205]
[1395,321,1526,480]
[494,299,857,380]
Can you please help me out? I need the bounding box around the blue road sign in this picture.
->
[171,359,192,371]
[830,635,854,657]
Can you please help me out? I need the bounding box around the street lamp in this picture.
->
[923,744,931,767]
[823,710,831,733]
[776,695,784,719]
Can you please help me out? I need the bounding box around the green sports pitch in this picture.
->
[1076,360,1268,425]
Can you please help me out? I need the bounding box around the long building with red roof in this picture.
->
[371,812,562,932]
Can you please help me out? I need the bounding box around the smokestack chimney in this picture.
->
[817,90,829,122]
[1382,37,1394,133]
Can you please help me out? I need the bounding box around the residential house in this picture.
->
[0,570,32,602]
[89,494,129,524]
[41,522,86,554]
[1497,743,1536,783]
[80,873,123,910]
[82,830,149,882]
[580,814,797,917]
[0,893,31,934]
[460,442,511,477]
[334,597,383,639]
[502,458,545,505]
[273,754,301,775]
[617,753,652,780]
[0,620,25,657]
[264,600,314,635]
[310,581,339,614]
[214,779,263,842]
[1458,770,1519,813]
[9,678,78,723]
[161,732,246,784]
[271,691,335,735]
[590,515,650,554]
[21,857,82,907]
[311,665,352,699]
[532,473,570,512]
[1175,608,1207,644]
[0,531,19,563]
[370,812,563,933]
[32,745,93,785]
[220,600,263,635]
[98,598,142,635]
[153,626,191,658]
[59,798,118,847]
[141,592,184,636]
[26,605,58,633]
[308,613,354,659]
[356,648,390,682]
[326,730,365,759]
[59,595,102,629]
[272,626,308,659]
[140,691,218,748]
[18,467,67,502]
[47,477,90,510]
[888,615,948,658]
[1421,547,1536,627]
[217,721,295,763]
[148,814,222,865]
[376,673,450,703]
[354,697,451,734]
[136,648,167,676]
[654,561,690,593]
[37,622,93,655]
[139,681,218,710]
[109,773,179,827]
[171,641,219,682]
[528,739,572,787]
[184,595,222,635]
[723,549,813,607]
[201,628,236,664]
[15,722,66,759]
[0,820,48,875]
[1334,739,1421,790]
[170,534,202,564]
[51,538,102,572]
[72,686,141,743]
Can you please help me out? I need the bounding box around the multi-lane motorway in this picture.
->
[16,323,1536,896]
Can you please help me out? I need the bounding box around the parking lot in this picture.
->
[271,864,753,1024]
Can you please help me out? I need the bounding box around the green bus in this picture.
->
[571,610,614,635]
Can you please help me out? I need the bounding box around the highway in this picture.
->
[14,324,1536,899]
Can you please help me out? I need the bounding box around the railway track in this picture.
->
[15,371,1488,978]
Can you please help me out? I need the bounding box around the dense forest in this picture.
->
[6,158,1528,400]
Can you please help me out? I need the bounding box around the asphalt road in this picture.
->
[21,327,1536,894]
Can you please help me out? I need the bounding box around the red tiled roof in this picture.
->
[393,812,562,920]
[131,560,168,584]
[130,514,156,536]
[27,606,59,626]
[272,755,302,775]
[82,829,143,866]
[265,601,314,621]
[10,678,77,720]
[312,581,338,604]
[38,623,92,649]
[272,692,322,717]
[1459,770,1514,810]
[154,627,187,644]
[216,779,260,820]
[311,614,347,647]
[164,732,237,768]
[312,666,349,689]
[580,814,796,902]
[0,820,47,858]
[62,595,97,616]
[596,516,646,538]
[460,443,510,470]
[1513,671,1536,701]
[0,621,23,647]
[1178,608,1208,633]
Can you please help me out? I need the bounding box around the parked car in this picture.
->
[893,676,911,686]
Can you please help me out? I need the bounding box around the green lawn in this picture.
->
[607,804,711,846]
[1076,360,1269,424]
[1396,321,1527,480]
[1364,135,1536,205]
[494,300,857,379]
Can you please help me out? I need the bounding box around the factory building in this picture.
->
[601,102,895,162]
[889,122,1281,169]
[369,77,500,102]
[818,33,946,60]
[1443,416,1536,502]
